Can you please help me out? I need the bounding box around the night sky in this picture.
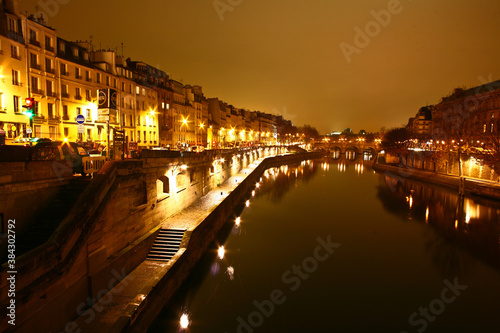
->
[20,0,500,134]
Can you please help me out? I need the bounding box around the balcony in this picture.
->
[62,114,70,121]
[75,95,82,100]
[86,77,92,83]
[75,74,82,80]
[45,45,55,52]
[11,53,21,60]
[33,114,45,123]
[29,39,41,47]
[30,63,42,70]
[61,92,70,98]
[46,67,55,74]
[46,91,57,98]
[61,70,69,76]
[12,80,22,87]
[32,88,45,95]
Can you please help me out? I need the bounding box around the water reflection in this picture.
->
[377,173,500,274]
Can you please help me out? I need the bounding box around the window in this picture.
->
[142,88,145,96]
[63,105,69,119]
[45,58,54,73]
[136,86,140,94]
[96,73,101,83]
[62,84,69,97]
[30,53,39,68]
[491,123,494,133]
[121,82,125,91]
[11,70,20,85]
[64,127,69,137]
[48,103,54,118]
[137,130,140,142]
[59,41,65,53]
[45,36,53,51]
[106,76,110,86]
[85,70,91,82]
[129,115,133,127]
[87,128,91,139]
[8,17,17,33]
[483,124,487,133]
[75,67,81,79]
[76,107,81,115]
[31,76,39,91]
[60,63,68,75]
[10,44,20,58]
[13,96,20,113]
[46,80,53,96]
[29,29,37,44]
[113,78,117,88]
[86,108,91,120]
[75,87,81,99]
[137,115,141,126]
[86,89,91,101]
[72,47,79,58]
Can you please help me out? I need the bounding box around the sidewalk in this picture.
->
[74,157,267,332]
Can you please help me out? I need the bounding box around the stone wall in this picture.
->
[0,147,288,333]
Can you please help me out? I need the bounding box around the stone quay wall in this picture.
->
[0,147,292,333]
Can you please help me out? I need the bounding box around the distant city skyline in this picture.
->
[20,0,500,133]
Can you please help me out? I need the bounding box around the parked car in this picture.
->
[33,140,89,174]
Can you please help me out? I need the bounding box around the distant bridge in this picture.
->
[314,141,380,160]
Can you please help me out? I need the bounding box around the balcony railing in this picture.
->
[30,63,41,70]
[75,74,82,80]
[46,67,55,74]
[32,88,45,95]
[75,95,82,100]
[29,39,41,47]
[46,91,57,98]
[61,70,69,76]
[12,80,22,86]
[45,45,54,52]
[11,53,21,60]
[62,114,70,120]
[61,92,70,98]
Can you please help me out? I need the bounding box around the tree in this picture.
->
[381,127,411,158]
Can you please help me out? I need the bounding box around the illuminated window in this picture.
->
[76,107,81,115]
[491,123,494,133]
[136,86,140,94]
[483,124,487,132]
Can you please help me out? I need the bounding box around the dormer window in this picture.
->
[72,47,79,58]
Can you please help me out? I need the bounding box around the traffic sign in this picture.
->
[78,124,84,134]
[76,114,85,124]
[26,128,32,134]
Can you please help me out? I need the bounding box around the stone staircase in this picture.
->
[146,228,186,261]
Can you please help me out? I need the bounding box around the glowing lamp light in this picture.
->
[245,200,250,207]
[63,137,69,142]
[235,216,241,226]
[180,314,189,329]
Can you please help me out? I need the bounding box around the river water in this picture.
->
[149,158,500,333]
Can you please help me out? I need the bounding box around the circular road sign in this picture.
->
[76,114,85,124]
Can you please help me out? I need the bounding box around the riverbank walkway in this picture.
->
[74,156,268,332]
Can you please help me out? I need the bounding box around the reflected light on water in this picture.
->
[246,200,250,207]
[406,195,413,209]
[425,206,429,223]
[235,216,241,227]
[180,313,189,329]
[226,266,235,280]
[218,246,225,260]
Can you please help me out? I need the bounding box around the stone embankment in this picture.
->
[373,161,500,200]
